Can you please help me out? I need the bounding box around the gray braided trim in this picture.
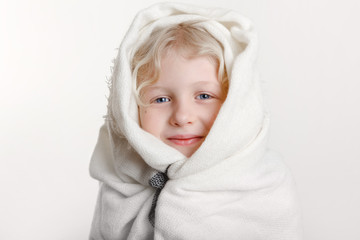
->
[148,166,170,227]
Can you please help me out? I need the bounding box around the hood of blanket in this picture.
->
[105,2,268,179]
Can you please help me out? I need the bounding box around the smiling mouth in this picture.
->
[167,135,204,146]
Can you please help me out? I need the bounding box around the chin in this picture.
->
[177,147,198,158]
[165,141,201,158]
[183,152,194,158]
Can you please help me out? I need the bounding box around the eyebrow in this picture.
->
[192,81,221,87]
[148,80,220,88]
[144,79,222,94]
[145,86,169,92]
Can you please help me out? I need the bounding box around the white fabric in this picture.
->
[89,2,302,240]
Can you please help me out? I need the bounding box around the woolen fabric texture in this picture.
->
[89,2,302,239]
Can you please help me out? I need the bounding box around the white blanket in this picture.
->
[89,2,302,239]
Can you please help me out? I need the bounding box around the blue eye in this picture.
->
[154,97,170,103]
[197,94,212,100]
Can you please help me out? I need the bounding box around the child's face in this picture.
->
[139,49,225,157]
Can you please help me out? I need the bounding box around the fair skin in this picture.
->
[139,48,226,157]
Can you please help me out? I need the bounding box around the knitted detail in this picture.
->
[149,171,168,189]
[148,166,170,227]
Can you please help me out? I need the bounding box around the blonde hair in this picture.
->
[131,21,228,105]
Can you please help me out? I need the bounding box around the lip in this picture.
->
[167,134,204,146]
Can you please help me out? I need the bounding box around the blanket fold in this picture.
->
[89,2,302,240]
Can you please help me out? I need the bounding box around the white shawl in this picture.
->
[89,2,302,240]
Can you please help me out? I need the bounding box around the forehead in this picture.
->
[162,46,218,67]
[156,49,218,85]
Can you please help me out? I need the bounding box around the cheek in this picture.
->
[203,103,223,128]
[139,107,162,137]
[139,108,151,130]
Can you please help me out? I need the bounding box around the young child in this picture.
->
[133,21,228,159]
[89,3,302,240]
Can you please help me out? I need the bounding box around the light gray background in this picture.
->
[1,0,359,239]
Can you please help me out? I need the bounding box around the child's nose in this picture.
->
[169,101,195,127]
